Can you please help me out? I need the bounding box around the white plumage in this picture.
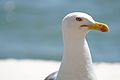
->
[45,12,109,80]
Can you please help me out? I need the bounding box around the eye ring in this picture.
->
[76,17,83,21]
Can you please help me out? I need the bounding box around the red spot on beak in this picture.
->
[100,26,109,32]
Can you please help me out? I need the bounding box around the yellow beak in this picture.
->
[88,22,109,32]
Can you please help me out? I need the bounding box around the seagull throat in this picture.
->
[44,12,109,80]
[56,31,96,80]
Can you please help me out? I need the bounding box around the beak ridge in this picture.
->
[88,22,109,32]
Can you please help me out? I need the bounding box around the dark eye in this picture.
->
[76,17,83,21]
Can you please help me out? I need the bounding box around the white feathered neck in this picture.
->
[56,16,96,80]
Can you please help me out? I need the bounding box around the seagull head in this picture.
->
[62,12,109,35]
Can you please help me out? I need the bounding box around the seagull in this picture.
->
[44,12,109,80]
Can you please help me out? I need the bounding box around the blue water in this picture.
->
[0,0,120,62]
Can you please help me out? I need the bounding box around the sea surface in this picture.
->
[0,0,120,62]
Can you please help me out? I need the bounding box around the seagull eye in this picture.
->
[76,17,83,21]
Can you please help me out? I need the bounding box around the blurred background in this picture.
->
[0,0,120,62]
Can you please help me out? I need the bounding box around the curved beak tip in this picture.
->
[88,22,109,32]
[100,26,109,32]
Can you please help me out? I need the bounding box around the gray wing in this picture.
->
[44,71,58,80]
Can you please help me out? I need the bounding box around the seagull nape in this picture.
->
[44,12,109,80]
